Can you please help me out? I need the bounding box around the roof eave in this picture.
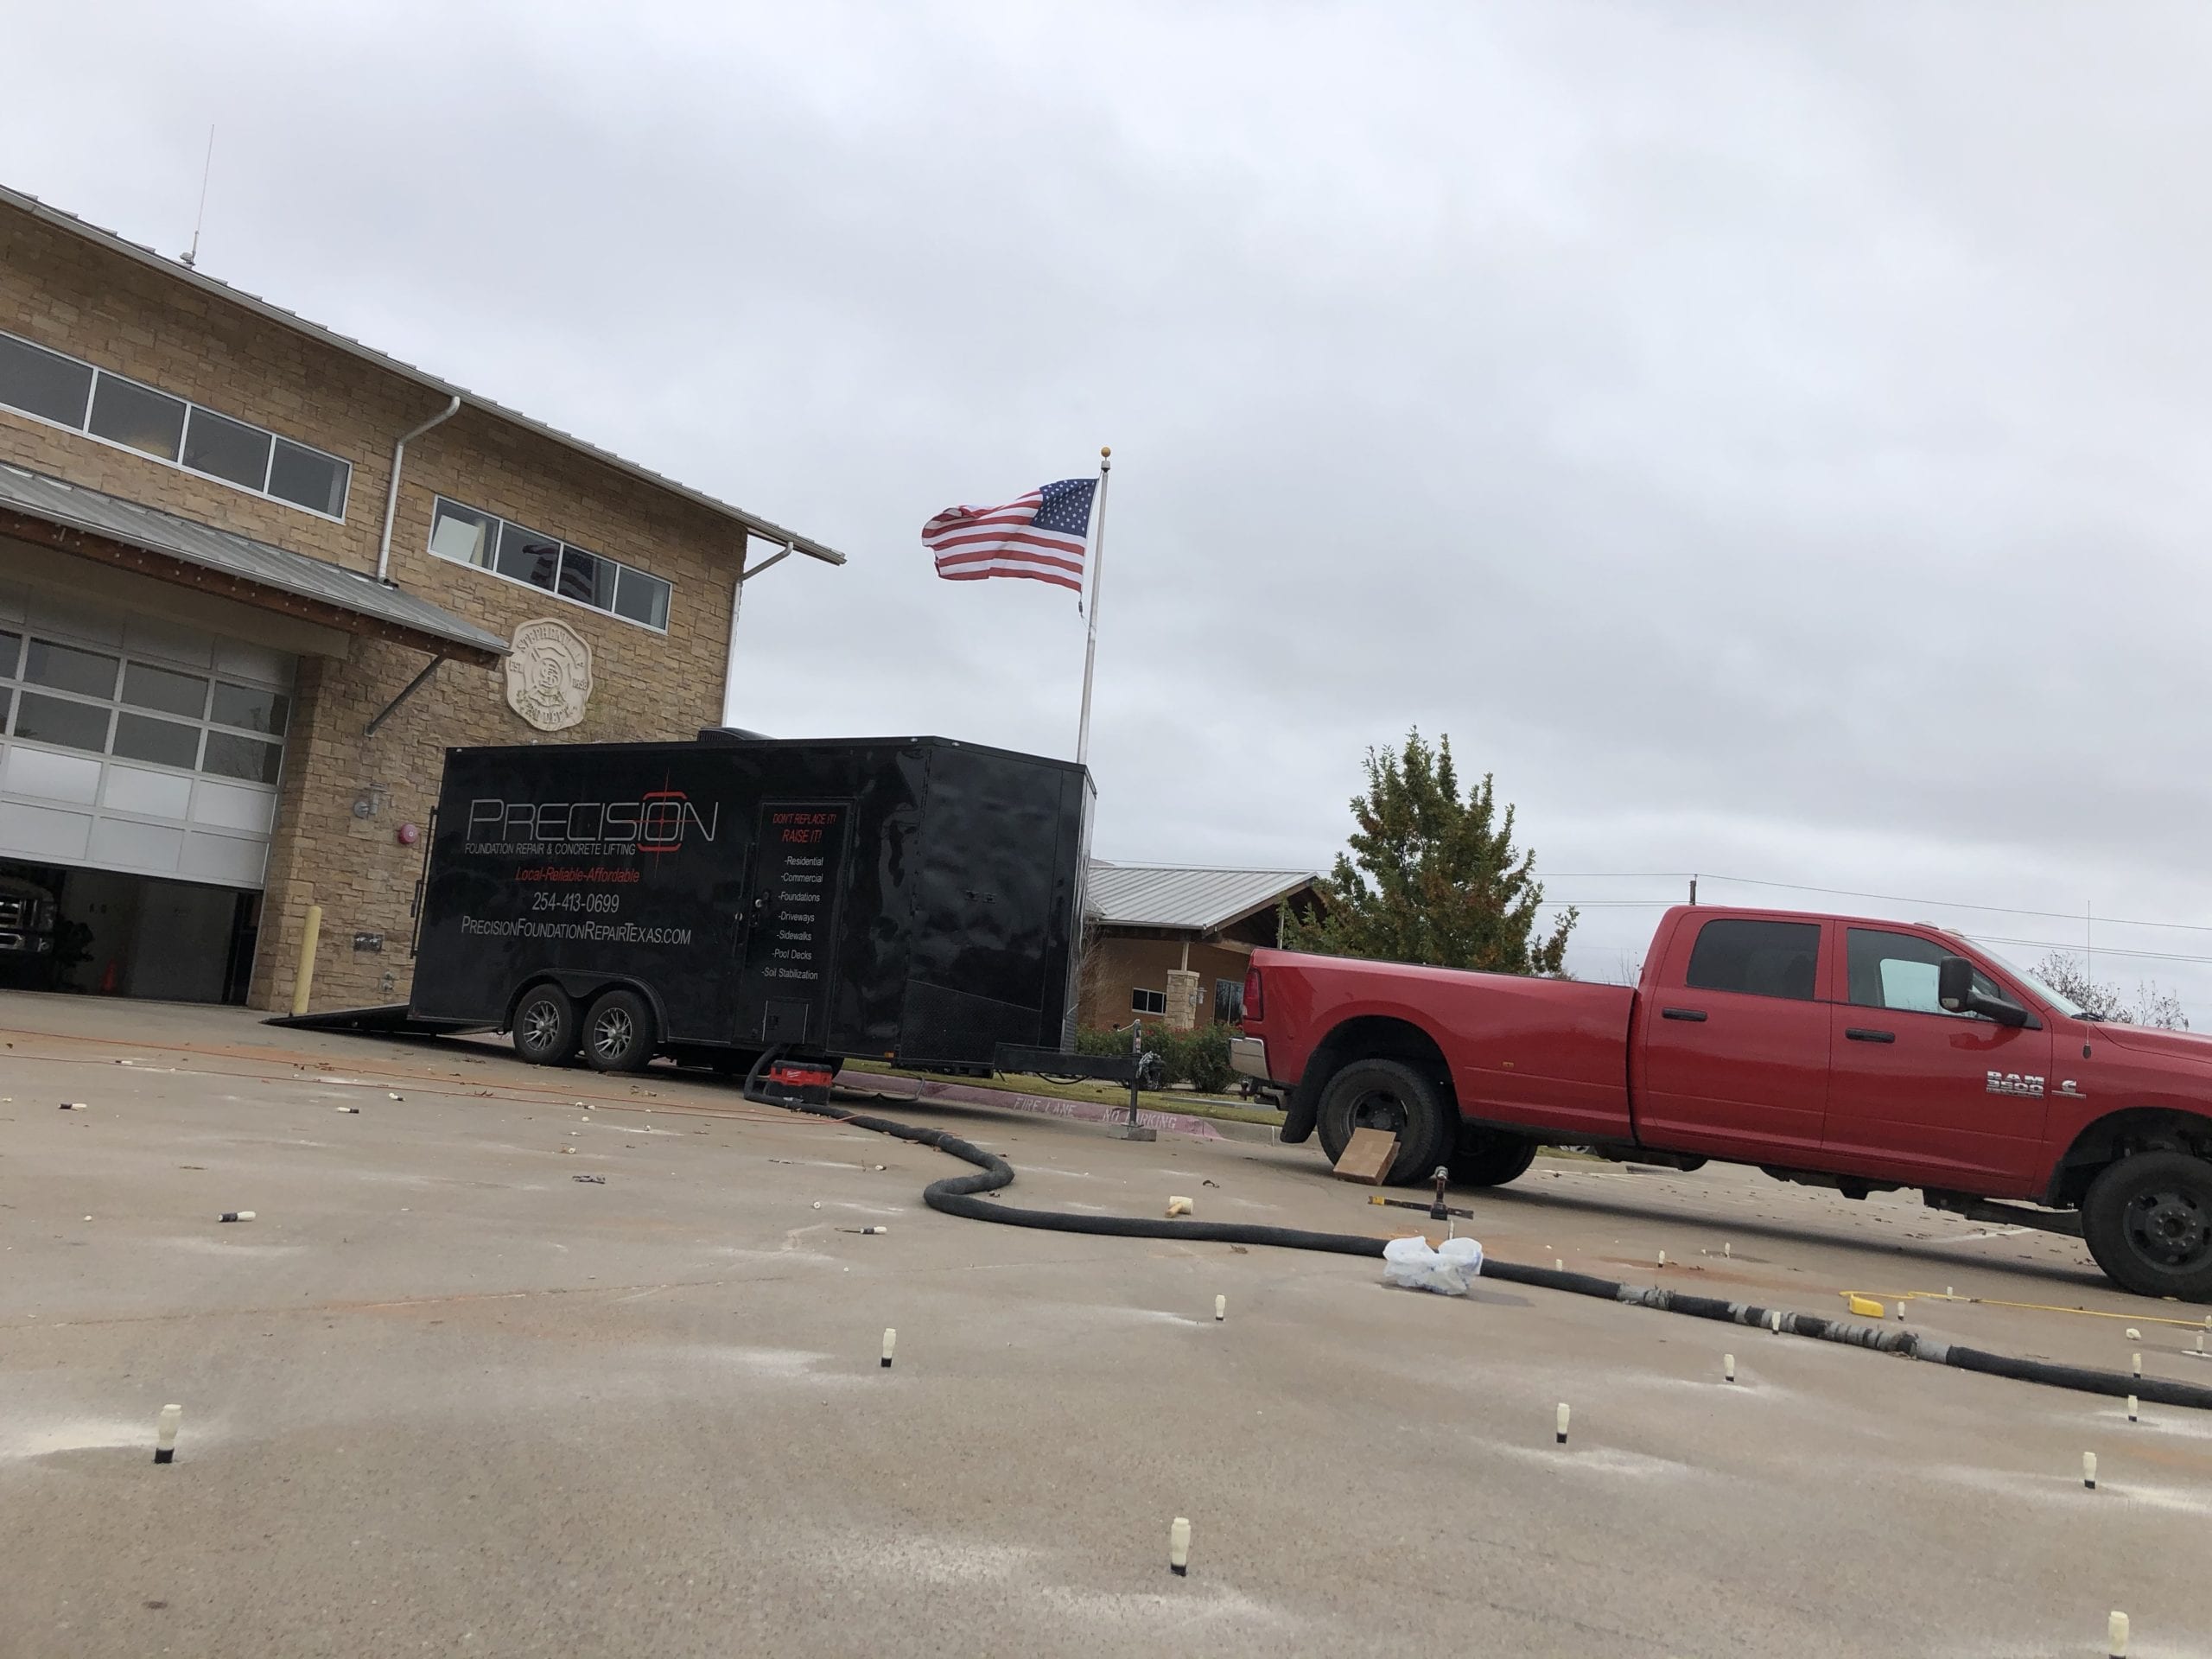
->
[0,502,505,667]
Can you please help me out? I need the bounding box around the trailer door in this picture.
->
[732,798,852,1047]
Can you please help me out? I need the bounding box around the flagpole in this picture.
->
[1075,445,1111,768]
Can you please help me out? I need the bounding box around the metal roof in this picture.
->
[0,182,847,569]
[0,461,508,660]
[1084,861,1320,933]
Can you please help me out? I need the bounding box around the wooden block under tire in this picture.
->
[1334,1127,1399,1185]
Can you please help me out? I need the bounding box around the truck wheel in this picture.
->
[512,985,576,1065]
[1451,1128,1538,1188]
[2082,1151,2212,1302]
[582,988,657,1074]
[1315,1058,1451,1185]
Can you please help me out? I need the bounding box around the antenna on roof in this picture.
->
[180,124,215,269]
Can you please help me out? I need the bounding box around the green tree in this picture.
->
[1281,728,1574,974]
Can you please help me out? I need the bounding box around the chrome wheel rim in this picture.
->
[593,1007,634,1060]
[521,1000,562,1053]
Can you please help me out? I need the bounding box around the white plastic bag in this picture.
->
[1382,1234,1484,1295]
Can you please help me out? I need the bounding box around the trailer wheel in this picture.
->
[1315,1058,1451,1185]
[1451,1128,1538,1189]
[2082,1150,2212,1302]
[512,985,576,1065]
[582,988,657,1074]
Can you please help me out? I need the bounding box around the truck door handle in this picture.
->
[1845,1027,1896,1044]
[1661,1007,1707,1022]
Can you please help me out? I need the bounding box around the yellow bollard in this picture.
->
[290,904,323,1016]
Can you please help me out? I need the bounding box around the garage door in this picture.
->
[0,587,293,888]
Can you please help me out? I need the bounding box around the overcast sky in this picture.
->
[10,3,2212,1010]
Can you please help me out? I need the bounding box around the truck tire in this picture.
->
[1451,1128,1538,1189]
[2082,1150,2212,1302]
[582,988,657,1074]
[1315,1058,1452,1185]
[512,984,576,1065]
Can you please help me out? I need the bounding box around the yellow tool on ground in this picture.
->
[1846,1295,1885,1319]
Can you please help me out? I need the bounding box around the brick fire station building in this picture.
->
[0,182,843,1012]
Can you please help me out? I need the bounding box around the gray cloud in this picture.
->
[11,0,2212,1009]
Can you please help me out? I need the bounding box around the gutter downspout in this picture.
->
[720,540,792,724]
[376,395,463,583]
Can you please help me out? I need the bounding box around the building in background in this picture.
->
[0,182,843,1011]
[1077,861,1324,1032]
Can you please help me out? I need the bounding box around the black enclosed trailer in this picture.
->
[392,730,1095,1075]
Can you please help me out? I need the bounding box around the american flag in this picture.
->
[922,478,1098,594]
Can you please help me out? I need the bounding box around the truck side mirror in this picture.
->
[1938,954,2031,1027]
[1937,956,1974,1013]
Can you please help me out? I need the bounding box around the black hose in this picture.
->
[787,1087,2212,1413]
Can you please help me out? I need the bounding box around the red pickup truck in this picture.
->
[1234,906,2212,1301]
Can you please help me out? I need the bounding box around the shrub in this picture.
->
[1071,1023,1241,1092]
[1182,1022,1237,1094]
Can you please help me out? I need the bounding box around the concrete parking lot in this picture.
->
[4,990,2211,1657]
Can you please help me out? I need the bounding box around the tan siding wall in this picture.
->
[0,203,769,1014]
[1077,936,1250,1030]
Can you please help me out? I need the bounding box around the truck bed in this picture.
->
[1257,950,1636,1141]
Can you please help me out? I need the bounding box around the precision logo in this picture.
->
[467,790,719,854]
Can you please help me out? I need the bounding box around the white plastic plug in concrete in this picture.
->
[2109,1609,2128,1656]
[1169,1516,1191,1576]
[1555,1403,1569,1446]
[1554,1259,1564,1271]
[1214,1295,1225,1322]
[1724,1354,1735,1382]
[219,1211,254,1223]
[154,1403,181,1465]
[2133,1352,2143,1378]
[1656,1250,1665,1268]
[880,1328,896,1369]
[2083,1451,2098,1491]
[1895,1302,1906,1320]
[1722,1242,1730,1258]
[2127,1395,2138,1423]
[1769,1311,1783,1333]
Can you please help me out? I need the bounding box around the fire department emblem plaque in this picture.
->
[504,617,594,732]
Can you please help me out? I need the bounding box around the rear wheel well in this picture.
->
[2049,1109,2212,1206]
[1289,1016,1457,1139]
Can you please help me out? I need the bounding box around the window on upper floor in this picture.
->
[0,327,352,520]
[1132,988,1167,1016]
[428,495,673,632]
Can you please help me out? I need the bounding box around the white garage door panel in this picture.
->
[181,830,267,887]
[104,762,195,819]
[4,744,103,805]
[90,816,187,870]
[190,778,277,835]
[1,609,292,893]
[0,798,92,861]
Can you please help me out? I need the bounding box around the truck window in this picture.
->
[1847,927,2003,1017]
[1683,918,1821,1001]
